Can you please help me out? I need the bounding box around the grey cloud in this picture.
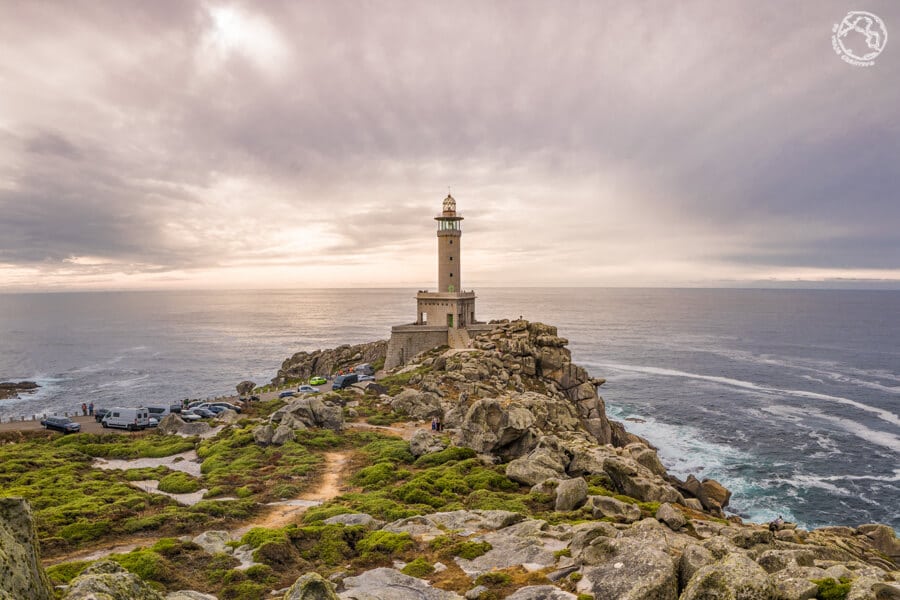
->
[0,0,899,287]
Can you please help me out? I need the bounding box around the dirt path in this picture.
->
[44,450,351,566]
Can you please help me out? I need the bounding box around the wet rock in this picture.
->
[285,572,339,600]
[64,560,164,600]
[0,498,53,600]
[681,554,775,600]
[339,567,463,599]
[554,478,588,512]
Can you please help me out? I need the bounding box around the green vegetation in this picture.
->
[476,571,512,586]
[197,423,321,500]
[356,530,414,560]
[813,578,852,600]
[45,560,91,586]
[401,557,435,577]
[453,540,493,560]
[377,364,433,396]
[157,471,202,494]
[55,432,196,459]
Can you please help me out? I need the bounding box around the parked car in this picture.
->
[188,407,217,419]
[179,411,203,422]
[358,375,375,382]
[207,402,241,414]
[332,373,358,390]
[309,376,327,386]
[40,416,80,434]
[169,404,183,414]
[94,408,110,423]
[279,390,296,399]
[101,407,151,431]
[297,385,320,394]
[147,417,159,428]
[147,406,170,421]
[354,364,375,377]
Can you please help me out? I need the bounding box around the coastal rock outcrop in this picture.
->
[0,498,53,600]
[274,340,387,385]
[339,568,462,599]
[0,380,39,400]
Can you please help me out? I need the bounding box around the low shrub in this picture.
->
[813,578,852,600]
[413,446,476,467]
[476,571,513,586]
[402,557,435,578]
[356,531,414,559]
[453,540,492,560]
[157,471,202,494]
[111,548,177,583]
[45,560,90,585]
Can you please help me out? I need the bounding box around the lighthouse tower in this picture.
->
[436,194,463,293]
[385,193,491,369]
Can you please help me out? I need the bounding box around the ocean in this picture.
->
[0,288,897,531]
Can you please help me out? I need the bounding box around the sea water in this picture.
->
[0,288,897,530]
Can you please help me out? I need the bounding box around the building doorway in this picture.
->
[447,314,454,328]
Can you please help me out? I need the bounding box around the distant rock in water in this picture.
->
[0,380,39,400]
[0,498,54,600]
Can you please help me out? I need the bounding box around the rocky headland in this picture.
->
[1,320,897,600]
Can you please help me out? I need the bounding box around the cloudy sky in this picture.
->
[1,1,898,291]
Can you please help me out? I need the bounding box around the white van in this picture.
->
[101,407,151,431]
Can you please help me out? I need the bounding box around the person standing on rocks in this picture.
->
[88,402,93,416]
[81,403,87,416]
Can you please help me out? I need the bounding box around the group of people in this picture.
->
[430,416,444,432]
[79,402,94,416]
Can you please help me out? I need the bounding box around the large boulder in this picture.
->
[191,530,232,555]
[505,436,570,485]
[577,538,678,600]
[274,396,344,432]
[285,572,339,600]
[603,456,683,504]
[236,380,256,396]
[679,544,715,589]
[409,429,449,457]
[456,398,536,458]
[391,389,443,420]
[158,414,212,437]
[699,478,732,511]
[554,478,588,512]
[253,424,275,446]
[857,524,900,564]
[272,424,296,445]
[0,498,53,600]
[681,554,775,600]
[590,495,641,523]
[166,593,218,600]
[339,568,462,599]
[275,340,387,385]
[64,560,164,600]
[656,503,687,531]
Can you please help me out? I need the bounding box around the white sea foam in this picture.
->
[595,362,900,428]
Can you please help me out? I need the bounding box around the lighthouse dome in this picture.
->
[442,194,457,215]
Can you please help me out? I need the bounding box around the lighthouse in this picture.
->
[436,194,463,293]
[385,193,491,368]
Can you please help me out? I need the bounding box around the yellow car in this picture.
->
[309,376,327,386]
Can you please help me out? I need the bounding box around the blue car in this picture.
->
[279,390,296,398]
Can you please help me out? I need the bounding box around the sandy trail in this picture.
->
[45,450,351,566]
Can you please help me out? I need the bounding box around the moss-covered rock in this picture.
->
[0,498,54,600]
